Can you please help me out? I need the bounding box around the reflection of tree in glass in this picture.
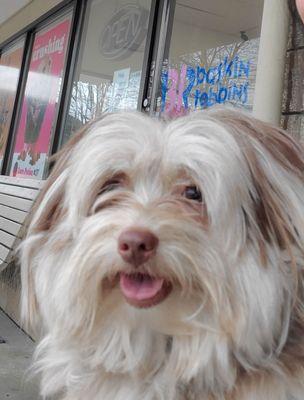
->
[68,80,111,129]
[0,95,9,152]
[66,73,141,143]
[0,56,11,153]
[63,80,111,144]
[19,56,53,166]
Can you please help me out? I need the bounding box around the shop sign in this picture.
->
[99,5,149,60]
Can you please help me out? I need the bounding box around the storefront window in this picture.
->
[0,38,25,171]
[9,11,73,179]
[62,0,152,144]
[159,0,264,117]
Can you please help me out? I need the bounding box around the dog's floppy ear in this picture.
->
[28,126,88,233]
[214,109,304,264]
[20,122,90,332]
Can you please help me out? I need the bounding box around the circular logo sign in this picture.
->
[99,5,149,61]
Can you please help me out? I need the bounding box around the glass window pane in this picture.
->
[159,0,264,117]
[0,38,25,170]
[62,0,152,144]
[9,11,73,179]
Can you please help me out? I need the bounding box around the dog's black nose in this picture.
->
[118,228,159,266]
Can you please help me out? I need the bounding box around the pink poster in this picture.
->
[10,16,71,179]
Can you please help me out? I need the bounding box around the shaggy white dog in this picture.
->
[21,109,304,400]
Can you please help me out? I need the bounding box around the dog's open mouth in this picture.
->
[119,272,172,308]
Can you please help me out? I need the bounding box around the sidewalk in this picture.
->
[0,309,40,399]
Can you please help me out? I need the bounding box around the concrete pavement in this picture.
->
[0,309,40,400]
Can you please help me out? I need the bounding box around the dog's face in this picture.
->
[21,109,304,388]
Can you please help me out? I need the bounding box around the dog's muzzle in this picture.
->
[117,228,172,308]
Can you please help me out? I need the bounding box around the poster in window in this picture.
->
[10,15,71,179]
[0,40,25,170]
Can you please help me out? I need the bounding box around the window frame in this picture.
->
[0,35,27,171]
[57,0,161,149]
[0,0,80,177]
[0,0,289,180]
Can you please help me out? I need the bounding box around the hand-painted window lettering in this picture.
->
[160,39,259,117]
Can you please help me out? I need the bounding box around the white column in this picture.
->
[252,0,290,125]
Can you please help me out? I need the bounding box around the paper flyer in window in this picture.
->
[10,16,71,180]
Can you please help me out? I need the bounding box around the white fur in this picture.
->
[21,109,304,399]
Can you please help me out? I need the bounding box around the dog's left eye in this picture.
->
[183,186,202,202]
[99,179,122,195]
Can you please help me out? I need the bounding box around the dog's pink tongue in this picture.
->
[120,273,164,301]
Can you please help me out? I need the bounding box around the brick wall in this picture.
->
[281,13,304,141]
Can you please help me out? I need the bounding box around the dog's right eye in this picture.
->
[182,185,203,202]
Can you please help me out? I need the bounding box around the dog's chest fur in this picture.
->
[65,373,304,400]
[62,344,304,400]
